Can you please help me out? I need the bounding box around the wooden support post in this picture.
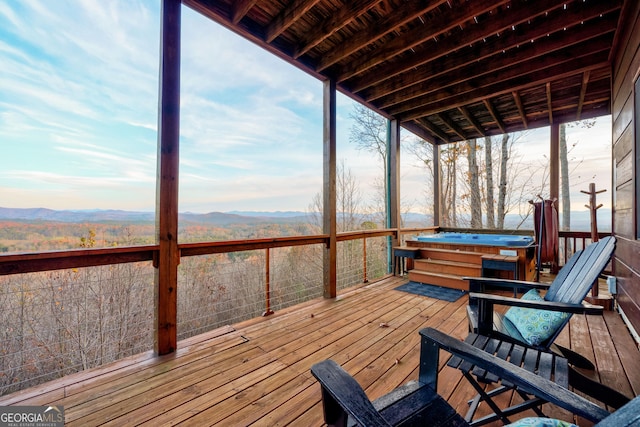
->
[362,237,368,283]
[550,124,560,206]
[549,124,560,273]
[433,143,441,227]
[263,248,274,316]
[323,79,337,298]
[387,119,401,271]
[155,0,181,355]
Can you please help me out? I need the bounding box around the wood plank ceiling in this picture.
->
[183,0,624,144]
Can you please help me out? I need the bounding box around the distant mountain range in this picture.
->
[0,207,313,225]
[0,207,611,231]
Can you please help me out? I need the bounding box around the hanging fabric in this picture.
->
[533,199,559,277]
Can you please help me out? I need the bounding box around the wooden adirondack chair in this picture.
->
[464,237,630,409]
[311,327,639,427]
[466,235,616,370]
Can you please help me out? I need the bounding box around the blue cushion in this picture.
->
[504,289,570,346]
[505,417,577,427]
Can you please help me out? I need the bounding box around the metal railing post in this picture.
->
[362,237,368,283]
[263,248,274,316]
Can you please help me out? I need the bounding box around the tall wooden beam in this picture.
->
[388,119,401,248]
[433,143,441,227]
[323,79,337,298]
[550,123,560,205]
[155,0,181,355]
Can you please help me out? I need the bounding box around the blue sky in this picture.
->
[0,1,612,215]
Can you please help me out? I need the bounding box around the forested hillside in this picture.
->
[0,213,319,253]
[0,209,390,397]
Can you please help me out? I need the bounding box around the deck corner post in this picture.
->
[155,0,181,355]
[323,79,337,298]
[387,119,401,271]
[433,143,441,227]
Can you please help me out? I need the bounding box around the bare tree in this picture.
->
[559,119,596,231]
[349,104,388,171]
[349,104,388,216]
[484,136,495,228]
[466,139,482,228]
[497,133,510,229]
[406,137,435,223]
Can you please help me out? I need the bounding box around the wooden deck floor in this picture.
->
[1,276,639,426]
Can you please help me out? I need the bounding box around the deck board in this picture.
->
[0,275,638,426]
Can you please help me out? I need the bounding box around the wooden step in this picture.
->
[407,270,469,291]
[418,248,485,265]
[413,259,481,277]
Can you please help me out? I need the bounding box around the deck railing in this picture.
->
[0,228,420,396]
[0,226,611,396]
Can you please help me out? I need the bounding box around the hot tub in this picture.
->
[407,232,537,283]
[415,232,534,247]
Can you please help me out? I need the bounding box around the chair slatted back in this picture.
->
[544,236,615,304]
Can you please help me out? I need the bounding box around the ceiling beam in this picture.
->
[316,0,448,72]
[576,70,591,120]
[401,121,437,144]
[437,113,467,140]
[346,0,620,92]
[512,91,528,129]
[483,99,506,134]
[546,82,553,124]
[417,118,451,143]
[458,106,486,137]
[232,0,259,24]
[335,0,510,82]
[293,0,379,59]
[392,50,609,121]
[265,0,322,43]
[365,16,617,106]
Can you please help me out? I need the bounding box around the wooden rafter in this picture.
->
[232,0,258,24]
[293,0,379,59]
[576,70,591,120]
[370,22,616,109]
[437,112,467,140]
[348,0,618,93]
[417,118,450,143]
[512,91,528,129]
[546,82,553,124]
[335,0,510,82]
[458,106,485,137]
[316,0,449,72]
[265,0,322,43]
[483,99,506,133]
[183,0,622,148]
[393,50,609,121]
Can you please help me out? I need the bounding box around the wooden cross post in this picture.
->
[580,183,606,243]
[580,183,606,300]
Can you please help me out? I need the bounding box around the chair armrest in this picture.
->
[420,328,610,423]
[469,292,604,315]
[310,359,392,427]
[464,276,551,293]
